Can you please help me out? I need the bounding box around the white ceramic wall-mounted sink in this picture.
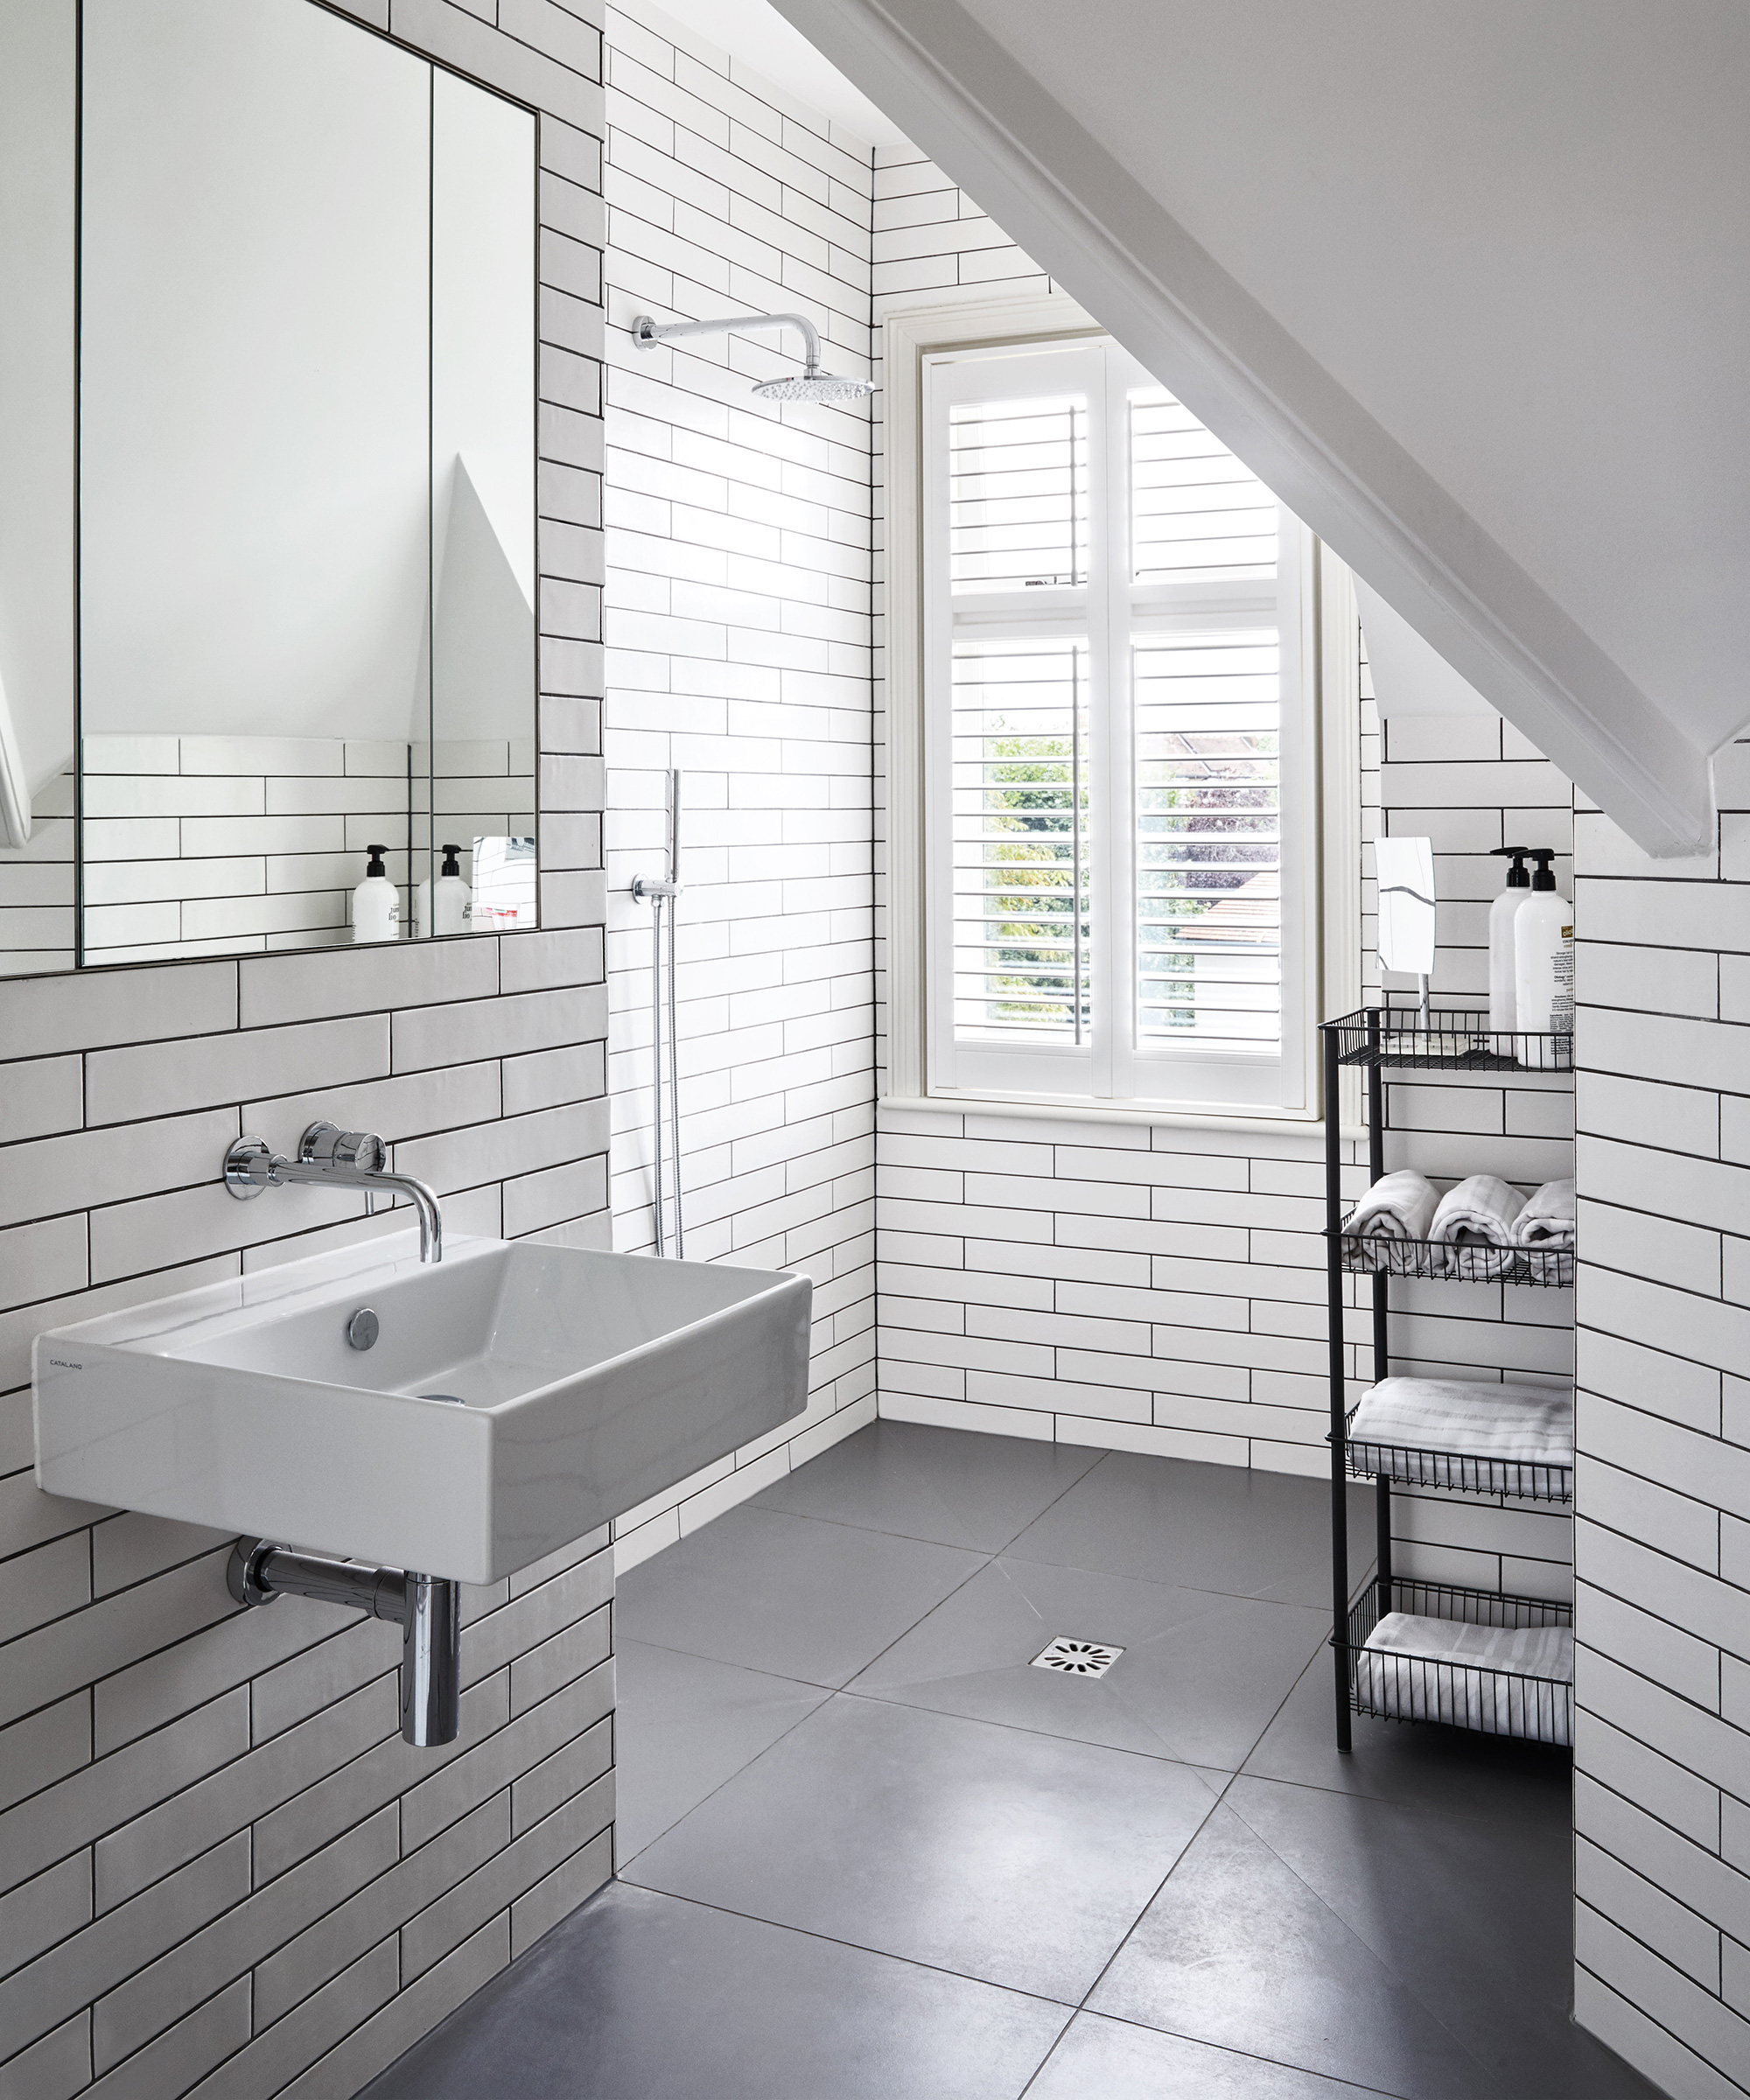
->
[33,1235,811,1583]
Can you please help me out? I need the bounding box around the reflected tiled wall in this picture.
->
[0,2,612,2093]
[0,768,74,978]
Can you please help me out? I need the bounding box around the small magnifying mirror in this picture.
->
[1374,836,1437,1022]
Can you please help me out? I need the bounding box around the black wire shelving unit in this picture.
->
[1346,1578,1573,1746]
[1331,1227,1574,1289]
[1322,1001,1576,1754]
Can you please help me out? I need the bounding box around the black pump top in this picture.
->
[1526,847,1558,892]
[365,844,388,878]
[1491,844,1532,889]
[440,844,462,878]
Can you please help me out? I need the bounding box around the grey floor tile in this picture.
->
[1243,1648,1579,1825]
[751,1420,1102,1550]
[1088,1802,1501,2100]
[1006,1452,1375,1607]
[358,1880,1069,2100]
[1216,1775,1664,2100]
[612,1639,830,1864]
[849,1555,1326,1770]
[626,1692,1220,2003]
[613,1504,986,1688]
[1027,2013,1384,2099]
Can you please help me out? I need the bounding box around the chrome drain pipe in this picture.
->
[228,1538,461,1746]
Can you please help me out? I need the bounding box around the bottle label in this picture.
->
[1552,928,1574,1033]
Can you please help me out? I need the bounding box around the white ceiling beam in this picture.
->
[775,0,1715,854]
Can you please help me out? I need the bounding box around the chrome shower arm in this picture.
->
[633,310,825,373]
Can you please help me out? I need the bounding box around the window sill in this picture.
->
[881,1090,1370,1144]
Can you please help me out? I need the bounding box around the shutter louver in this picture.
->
[950,639,1090,1040]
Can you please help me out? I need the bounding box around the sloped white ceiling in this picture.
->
[774,0,1750,852]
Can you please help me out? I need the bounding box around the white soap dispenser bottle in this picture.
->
[352,844,400,944]
[432,844,470,936]
[1514,848,1572,1066]
[1488,845,1531,1035]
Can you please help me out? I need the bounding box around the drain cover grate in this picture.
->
[1031,1636,1124,1678]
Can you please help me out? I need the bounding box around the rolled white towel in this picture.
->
[1348,1376,1574,1490]
[1357,1611,1572,1745]
[1429,1174,1526,1278]
[1515,1177,1576,1250]
[1342,1169,1438,1271]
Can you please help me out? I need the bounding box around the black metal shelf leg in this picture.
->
[1325,1022,1352,1754]
[1376,1474,1393,1609]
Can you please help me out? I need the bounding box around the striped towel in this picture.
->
[1357,1611,1572,1745]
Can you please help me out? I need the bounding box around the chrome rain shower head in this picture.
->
[633,311,874,406]
[751,368,876,403]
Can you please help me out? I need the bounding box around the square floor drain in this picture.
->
[1030,1636,1124,1678]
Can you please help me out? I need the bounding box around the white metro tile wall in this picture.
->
[1366,685,1578,1604]
[864,170,1576,1600]
[1569,744,1750,2096]
[869,139,1054,1099]
[0,4,613,2095]
[596,0,878,1572]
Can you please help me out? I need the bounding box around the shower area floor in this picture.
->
[362,1422,1659,2099]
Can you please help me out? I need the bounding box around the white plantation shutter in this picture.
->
[1130,390,1278,584]
[950,639,1090,1040]
[1129,382,1286,1062]
[924,343,1314,1113]
[948,396,1089,592]
[1134,633,1282,1049]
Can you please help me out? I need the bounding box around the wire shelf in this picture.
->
[1343,1578,1573,1746]
[1322,1004,1572,1072]
[1331,1216,1573,1287]
[1344,1407,1573,1502]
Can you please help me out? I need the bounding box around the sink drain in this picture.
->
[1031,1636,1124,1678]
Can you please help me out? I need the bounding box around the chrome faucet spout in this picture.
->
[270,1161,443,1262]
[222,1122,444,1261]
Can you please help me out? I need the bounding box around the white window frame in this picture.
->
[884,293,1360,1129]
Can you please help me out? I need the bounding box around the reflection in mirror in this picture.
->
[0,0,536,975]
[0,0,78,969]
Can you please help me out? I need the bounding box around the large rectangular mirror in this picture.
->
[0,0,537,974]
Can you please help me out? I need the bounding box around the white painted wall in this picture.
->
[774,0,1748,857]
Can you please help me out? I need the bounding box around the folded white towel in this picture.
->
[1348,1376,1574,1490]
[1342,1169,1438,1270]
[1357,1611,1572,1745]
[1515,1178,1576,1249]
[1429,1174,1526,1278]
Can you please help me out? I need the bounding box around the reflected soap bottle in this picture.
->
[352,844,400,944]
[430,844,470,937]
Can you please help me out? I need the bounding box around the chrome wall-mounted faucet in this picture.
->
[223,1121,444,1263]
